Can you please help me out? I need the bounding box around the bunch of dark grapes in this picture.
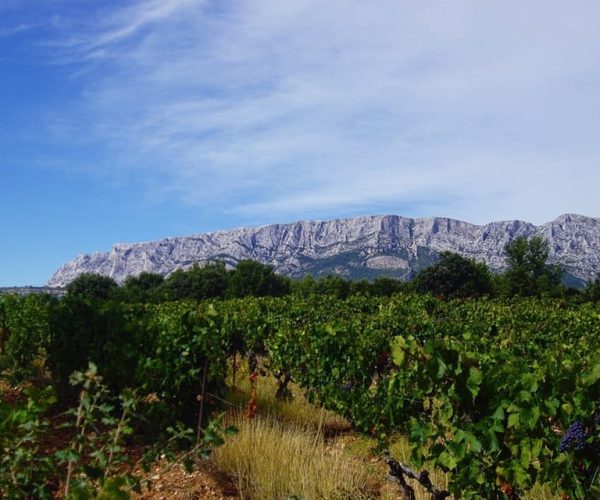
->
[594,409,600,426]
[560,421,590,452]
[341,381,353,393]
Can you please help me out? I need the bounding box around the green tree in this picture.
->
[349,279,370,296]
[161,268,193,300]
[584,276,600,302]
[121,272,164,302]
[291,275,317,297]
[227,260,290,298]
[412,251,493,299]
[162,262,230,301]
[502,236,562,297]
[66,273,118,301]
[191,261,230,299]
[313,275,351,299]
[369,277,405,297]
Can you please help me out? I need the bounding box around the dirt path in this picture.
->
[134,461,238,499]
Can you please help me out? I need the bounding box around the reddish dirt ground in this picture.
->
[133,461,238,499]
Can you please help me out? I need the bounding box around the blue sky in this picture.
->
[1,0,600,286]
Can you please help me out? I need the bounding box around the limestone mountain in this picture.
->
[48,213,600,287]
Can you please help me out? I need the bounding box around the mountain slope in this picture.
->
[48,213,600,287]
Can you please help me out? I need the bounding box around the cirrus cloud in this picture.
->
[35,0,600,224]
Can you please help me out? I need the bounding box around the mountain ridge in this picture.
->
[48,213,600,287]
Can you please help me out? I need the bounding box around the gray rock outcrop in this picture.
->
[47,213,600,287]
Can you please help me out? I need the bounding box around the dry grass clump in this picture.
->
[211,411,377,500]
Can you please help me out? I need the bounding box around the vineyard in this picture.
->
[0,291,599,498]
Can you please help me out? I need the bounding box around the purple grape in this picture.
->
[560,421,590,453]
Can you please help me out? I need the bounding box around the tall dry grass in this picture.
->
[211,411,377,499]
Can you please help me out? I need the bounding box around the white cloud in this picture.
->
[40,0,600,224]
[95,0,200,45]
[0,24,32,37]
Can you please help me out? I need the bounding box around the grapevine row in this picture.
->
[1,292,599,497]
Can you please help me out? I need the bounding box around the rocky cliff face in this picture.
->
[47,213,600,287]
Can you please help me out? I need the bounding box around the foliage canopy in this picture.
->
[412,251,493,299]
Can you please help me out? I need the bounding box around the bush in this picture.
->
[134,304,230,427]
[0,293,54,382]
[228,260,290,298]
[412,251,493,299]
[162,262,229,301]
[121,272,165,302]
[47,298,148,401]
[66,273,118,301]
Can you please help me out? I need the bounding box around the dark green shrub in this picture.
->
[412,251,493,299]
[66,273,118,301]
[0,293,54,382]
[47,298,147,401]
[227,260,290,298]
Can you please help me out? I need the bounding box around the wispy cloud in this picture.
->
[38,0,600,224]
[0,23,33,37]
[67,0,201,54]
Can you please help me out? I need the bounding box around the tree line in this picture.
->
[65,236,600,303]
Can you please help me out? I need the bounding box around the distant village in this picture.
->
[0,286,66,297]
